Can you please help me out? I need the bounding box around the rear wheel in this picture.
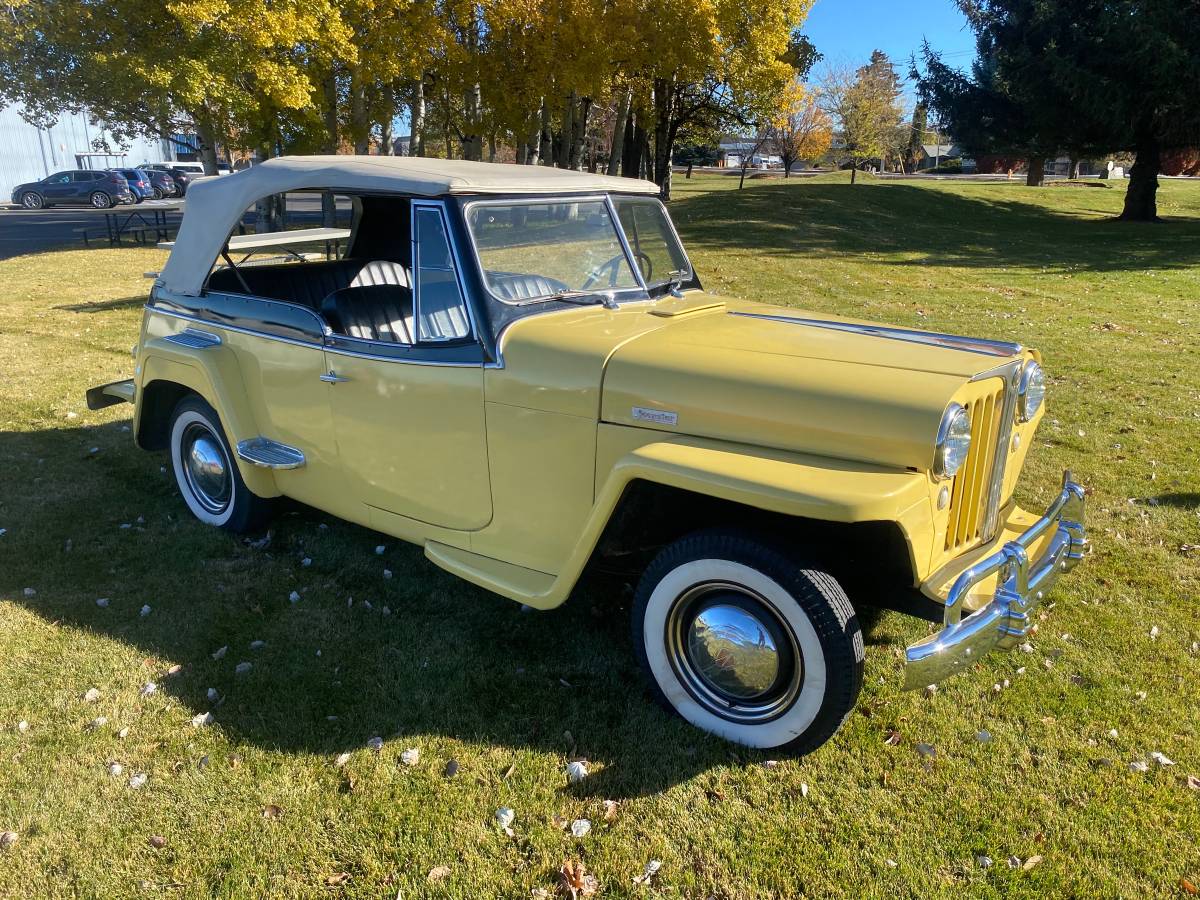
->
[90,191,112,209]
[20,192,43,209]
[631,529,863,755]
[152,188,163,200]
[169,396,274,532]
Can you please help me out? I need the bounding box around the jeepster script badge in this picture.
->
[632,407,678,426]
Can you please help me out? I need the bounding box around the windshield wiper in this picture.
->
[543,289,619,310]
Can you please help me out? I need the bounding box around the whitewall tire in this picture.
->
[632,530,863,755]
[169,396,274,533]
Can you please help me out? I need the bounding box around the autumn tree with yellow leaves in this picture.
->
[768,81,833,177]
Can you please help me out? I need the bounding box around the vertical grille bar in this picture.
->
[944,379,1007,552]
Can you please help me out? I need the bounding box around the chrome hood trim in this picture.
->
[728,312,1022,358]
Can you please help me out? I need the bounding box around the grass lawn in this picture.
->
[1,173,1198,898]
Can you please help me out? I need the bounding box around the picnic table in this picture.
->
[85,201,184,246]
[158,226,351,260]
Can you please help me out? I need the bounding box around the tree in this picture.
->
[916,0,1200,219]
[820,54,905,184]
[768,81,832,176]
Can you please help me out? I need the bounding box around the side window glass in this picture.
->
[70,172,91,182]
[50,173,71,184]
[413,207,470,342]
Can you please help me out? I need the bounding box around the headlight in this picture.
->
[934,403,972,480]
[1018,361,1046,422]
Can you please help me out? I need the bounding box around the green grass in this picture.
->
[2,174,1199,898]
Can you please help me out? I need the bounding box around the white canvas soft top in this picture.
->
[157,156,660,297]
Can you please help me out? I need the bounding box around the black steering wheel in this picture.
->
[582,251,652,290]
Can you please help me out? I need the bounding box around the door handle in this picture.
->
[319,371,351,384]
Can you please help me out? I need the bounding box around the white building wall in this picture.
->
[0,103,173,199]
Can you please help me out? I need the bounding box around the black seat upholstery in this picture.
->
[322,284,414,343]
[485,271,570,302]
[208,258,409,310]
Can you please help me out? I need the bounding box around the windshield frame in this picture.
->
[461,193,652,306]
[611,195,694,292]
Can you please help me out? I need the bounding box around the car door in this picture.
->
[70,171,99,201]
[323,201,492,531]
[41,172,74,202]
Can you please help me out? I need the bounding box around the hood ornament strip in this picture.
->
[729,312,1022,358]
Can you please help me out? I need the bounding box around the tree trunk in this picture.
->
[380,110,394,156]
[621,110,638,178]
[538,98,553,166]
[1025,156,1046,187]
[194,111,221,176]
[1120,134,1161,222]
[738,163,749,189]
[461,80,483,160]
[350,70,369,154]
[1068,154,1080,179]
[850,163,857,185]
[685,161,693,179]
[607,89,632,176]
[410,77,426,157]
[568,95,591,170]
[651,77,675,199]
[556,91,576,169]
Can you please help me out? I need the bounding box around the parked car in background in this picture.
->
[11,170,134,209]
[88,157,1088,755]
[143,169,179,199]
[143,164,194,196]
[110,168,154,203]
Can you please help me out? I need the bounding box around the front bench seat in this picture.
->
[322,284,415,343]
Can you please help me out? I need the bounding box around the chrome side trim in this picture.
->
[148,305,323,351]
[235,437,306,470]
[904,471,1088,689]
[163,328,222,349]
[729,312,1023,358]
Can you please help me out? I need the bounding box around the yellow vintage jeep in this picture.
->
[88,157,1088,754]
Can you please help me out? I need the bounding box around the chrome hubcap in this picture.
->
[181,424,231,514]
[666,582,802,724]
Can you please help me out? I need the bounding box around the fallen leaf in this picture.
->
[262,804,282,819]
[1007,856,1022,869]
[427,865,450,883]
[128,773,148,789]
[0,831,16,850]
[915,743,937,759]
[84,688,101,703]
[400,747,420,766]
[1150,751,1175,767]
[1023,855,1043,871]
[632,860,662,886]
[883,730,901,746]
[602,800,618,822]
[502,760,517,779]
[1182,878,1198,895]
[885,859,898,868]
[1129,760,1149,773]
[976,730,993,743]
[551,815,569,830]
[139,605,152,617]
[570,819,591,838]
[206,688,219,703]
[800,782,809,798]
[324,872,350,886]
[96,598,109,608]
[444,759,459,778]
[235,662,252,675]
[976,855,993,869]
[148,835,166,849]
[288,591,301,604]
[495,807,515,828]
[107,762,123,777]
[17,721,29,734]
[211,646,228,661]
[334,752,352,768]
[1186,775,1200,791]
[567,760,589,783]
[249,640,265,650]
[559,860,598,898]
[366,736,383,752]
[191,712,214,728]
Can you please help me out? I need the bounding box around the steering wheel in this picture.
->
[582,251,652,290]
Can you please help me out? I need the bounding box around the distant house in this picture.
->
[915,142,970,170]
[716,139,781,169]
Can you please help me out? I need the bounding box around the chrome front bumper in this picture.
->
[903,471,1088,689]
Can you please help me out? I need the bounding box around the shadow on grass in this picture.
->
[54,294,148,314]
[672,180,1200,274]
[1,422,903,798]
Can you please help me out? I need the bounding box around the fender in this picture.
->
[137,338,281,498]
[427,431,934,609]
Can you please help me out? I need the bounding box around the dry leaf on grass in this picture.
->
[107,762,123,777]
[211,646,228,661]
[1186,775,1200,791]
[495,807,515,828]
[503,761,517,779]
[262,804,283,820]
[191,712,214,728]
[1181,877,1198,895]
[1023,855,1043,871]
[558,861,598,898]
[334,752,352,768]
[632,860,662,886]
[17,721,28,734]
[84,688,101,703]
[148,835,166,849]
[427,865,450,883]
[570,819,591,838]
[0,831,16,850]
[1150,751,1175,767]
[602,800,618,821]
[915,743,937,758]
[883,730,901,746]
[324,872,350,886]
[128,773,148,790]
[366,736,383,752]
[566,760,589,783]
[400,748,420,767]
[444,759,459,778]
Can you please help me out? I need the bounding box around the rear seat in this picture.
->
[208,258,408,309]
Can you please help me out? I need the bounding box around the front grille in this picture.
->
[944,377,1011,552]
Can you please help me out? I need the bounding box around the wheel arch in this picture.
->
[136,350,280,498]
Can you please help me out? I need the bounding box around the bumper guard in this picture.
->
[903,470,1088,689]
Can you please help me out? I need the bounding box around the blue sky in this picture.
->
[804,0,976,86]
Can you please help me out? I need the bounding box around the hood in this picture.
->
[600,297,1020,471]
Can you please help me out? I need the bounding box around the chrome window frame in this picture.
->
[609,195,695,289]
[410,199,478,343]
[461,194,649,306]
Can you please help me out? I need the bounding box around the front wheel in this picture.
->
[631,529,863,755]
[169,396,274,533]
[90,191,112,209]
[20,192,44,209]
[152,188,163,200]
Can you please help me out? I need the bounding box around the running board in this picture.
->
[235,437,306,470]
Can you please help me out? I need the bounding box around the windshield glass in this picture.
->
[466,200,640,302]
[611,197,691,289]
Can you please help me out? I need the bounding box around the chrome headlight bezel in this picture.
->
[934,402,972,481]
[1018,361,1045,423]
